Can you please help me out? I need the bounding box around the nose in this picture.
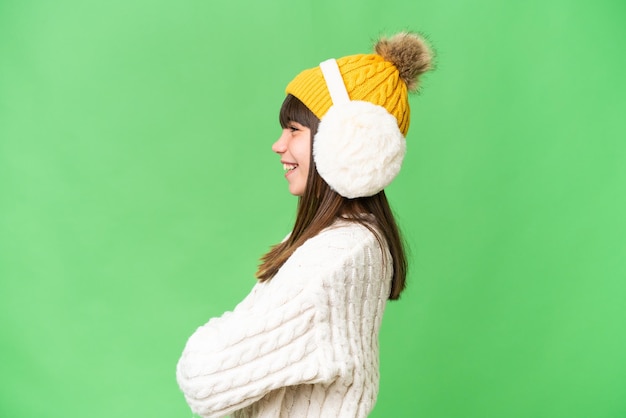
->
[272,129,289,154]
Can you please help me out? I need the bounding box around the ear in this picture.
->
[313,101,406,199]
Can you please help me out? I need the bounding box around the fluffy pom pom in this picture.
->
[313,101,406,198]
[374,32,433,92]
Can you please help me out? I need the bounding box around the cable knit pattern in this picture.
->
[176,220,392,418]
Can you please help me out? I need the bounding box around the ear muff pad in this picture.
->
[313,100,406,198]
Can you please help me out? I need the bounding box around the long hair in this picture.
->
[256,94,407,300]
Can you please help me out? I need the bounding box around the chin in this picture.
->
[289,187,305,197]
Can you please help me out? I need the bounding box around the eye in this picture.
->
[288,124,299,132]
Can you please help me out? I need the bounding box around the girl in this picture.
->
[177,32,433,418]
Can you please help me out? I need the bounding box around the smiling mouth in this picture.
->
[283,163,298,172]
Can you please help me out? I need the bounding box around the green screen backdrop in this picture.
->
[1,0,625,417]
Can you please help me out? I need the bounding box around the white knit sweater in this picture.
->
[176,220,392,418]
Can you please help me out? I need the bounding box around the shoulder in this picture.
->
[264,218,391,312]
[282,220,387,279]
[302,219,379,251]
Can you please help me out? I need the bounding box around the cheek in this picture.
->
[294,141,310,164]
[302,137,312,164]
[301,150,311,173]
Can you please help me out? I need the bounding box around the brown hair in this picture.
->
[256,94,407,300]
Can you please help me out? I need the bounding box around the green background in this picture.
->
[1,0,625,417]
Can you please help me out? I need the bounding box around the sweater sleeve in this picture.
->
[175,226,379,418]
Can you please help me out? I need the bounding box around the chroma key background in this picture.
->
[1,0,625,417]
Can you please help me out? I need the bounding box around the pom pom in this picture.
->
[374,32,433,92]
[314,101,406,198]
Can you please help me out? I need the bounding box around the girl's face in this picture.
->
[272,121,311,196]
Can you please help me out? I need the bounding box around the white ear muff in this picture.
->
[314,101,405,198]
[314,59,406,198]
